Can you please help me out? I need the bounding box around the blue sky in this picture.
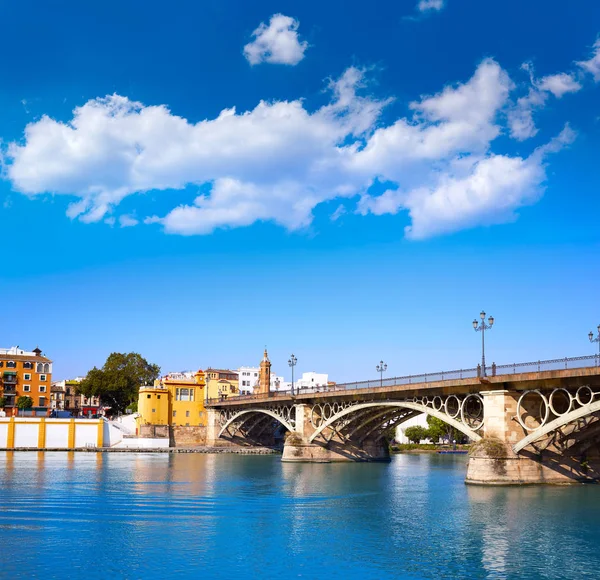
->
[1,0,599,381]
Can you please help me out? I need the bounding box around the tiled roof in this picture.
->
[0,354,52,363]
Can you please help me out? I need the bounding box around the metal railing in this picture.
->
[206,354,600,405]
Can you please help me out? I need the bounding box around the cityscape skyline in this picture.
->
[1,0,599,382]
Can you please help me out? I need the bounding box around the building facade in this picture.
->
[205,368,239,400]
[295,372,329,391]
[238,365,287,394]
[50,377,101,416]
[137,370,207,427]
[0,346,53,415]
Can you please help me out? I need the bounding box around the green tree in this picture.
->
[404,425,429,444]
[426,415,467,444]
[16,396,33,410]
[78,352,160,414]
[0,396,6,408]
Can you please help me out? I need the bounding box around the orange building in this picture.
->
[0,346,53,415]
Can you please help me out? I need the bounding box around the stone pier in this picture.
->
[466,390,600,485]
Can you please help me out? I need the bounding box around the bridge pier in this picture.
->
[466,390,600,485]
[282,404,390,463]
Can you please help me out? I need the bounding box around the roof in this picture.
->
[206,368,238,375]
[0,353,52,363]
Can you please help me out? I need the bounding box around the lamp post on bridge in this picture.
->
[376,360,387,388]
[288,354,297,396]
[589,325,600,364]
[473,310,494,377]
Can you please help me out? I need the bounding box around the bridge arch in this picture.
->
[218,408,296,439]
[513,399,600,453]
[308,401,482,444]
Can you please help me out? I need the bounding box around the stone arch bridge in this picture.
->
[206,355,600,484]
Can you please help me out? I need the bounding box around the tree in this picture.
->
[426,415,468,444]
[0,396,6,408]
[404,425,429,444]
[17,396,33,410]
[78,352,160,414]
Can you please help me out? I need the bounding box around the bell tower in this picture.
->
[258,349,271,397]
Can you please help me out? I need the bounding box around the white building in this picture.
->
[294,372,329,392]
[238,366,259,395]
[395,414,430,443]
[238,366,287,395]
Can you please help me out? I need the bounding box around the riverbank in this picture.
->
[0,446,280,454]
[391,444,471,454]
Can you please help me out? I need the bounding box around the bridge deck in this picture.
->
[207,363,600,408]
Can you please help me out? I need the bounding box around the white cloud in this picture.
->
[507,65,582,141]
[4,53,578,241]
[360,126,575,239]
[417,0,445,12]
[243,14,308,66]
[330,204,346,221]
[577,39,600,81]
[537,73,582,97]
[119,214,138,228]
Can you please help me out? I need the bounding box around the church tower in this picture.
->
[258,349,271,397]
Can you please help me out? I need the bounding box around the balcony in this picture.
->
[2,385,16,394]
[2,374,17,384]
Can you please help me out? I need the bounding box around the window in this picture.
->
[152,408,156,413]
[36,363,43,373]
[173,411,177,417]
[186,410,190,417]
[23,362,32,369]
[40,386,47,393]
[254,373,258,377]
[0,362,3,367]
[24,373,31,380]
[176,388,194,402]
[40,375,47,382]
[39,397,46,407]
[7,361,16,369]
[23,385,31,392]
[147,394,151,399]
[44,363,50,373]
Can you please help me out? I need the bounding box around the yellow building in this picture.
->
[0,346,53,415]
[137,370,207,427]
[205,368,239,400]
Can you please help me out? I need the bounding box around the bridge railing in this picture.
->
[206,354,599,404]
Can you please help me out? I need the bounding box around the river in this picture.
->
[0,451,599,579]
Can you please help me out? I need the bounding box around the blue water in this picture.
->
[1,452,599,579]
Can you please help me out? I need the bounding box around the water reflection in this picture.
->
[1,452,600,579]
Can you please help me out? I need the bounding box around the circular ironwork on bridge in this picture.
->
[460,394,484,431]
[432,396,444,411]
[444,395,461,419]
[548,388,572,417]
[575,385,594,407]
[516,390,550,432]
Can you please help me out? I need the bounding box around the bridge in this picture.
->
[205,354,600,485]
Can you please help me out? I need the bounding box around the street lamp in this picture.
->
[473,310,494,377]
[288,354,297,396]
[376,360,387,388]
[589,325,600,363]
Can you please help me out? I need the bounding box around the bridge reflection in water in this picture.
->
[206,355,600,484]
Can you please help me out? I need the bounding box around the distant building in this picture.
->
[205,368,239,400]
[51,377,100,416]
[0,346,53,414]
[395,414,430,443]
[238,366,259,395]
[238,363,286,394]
[294,372,329,391]
[138,369,207,427]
